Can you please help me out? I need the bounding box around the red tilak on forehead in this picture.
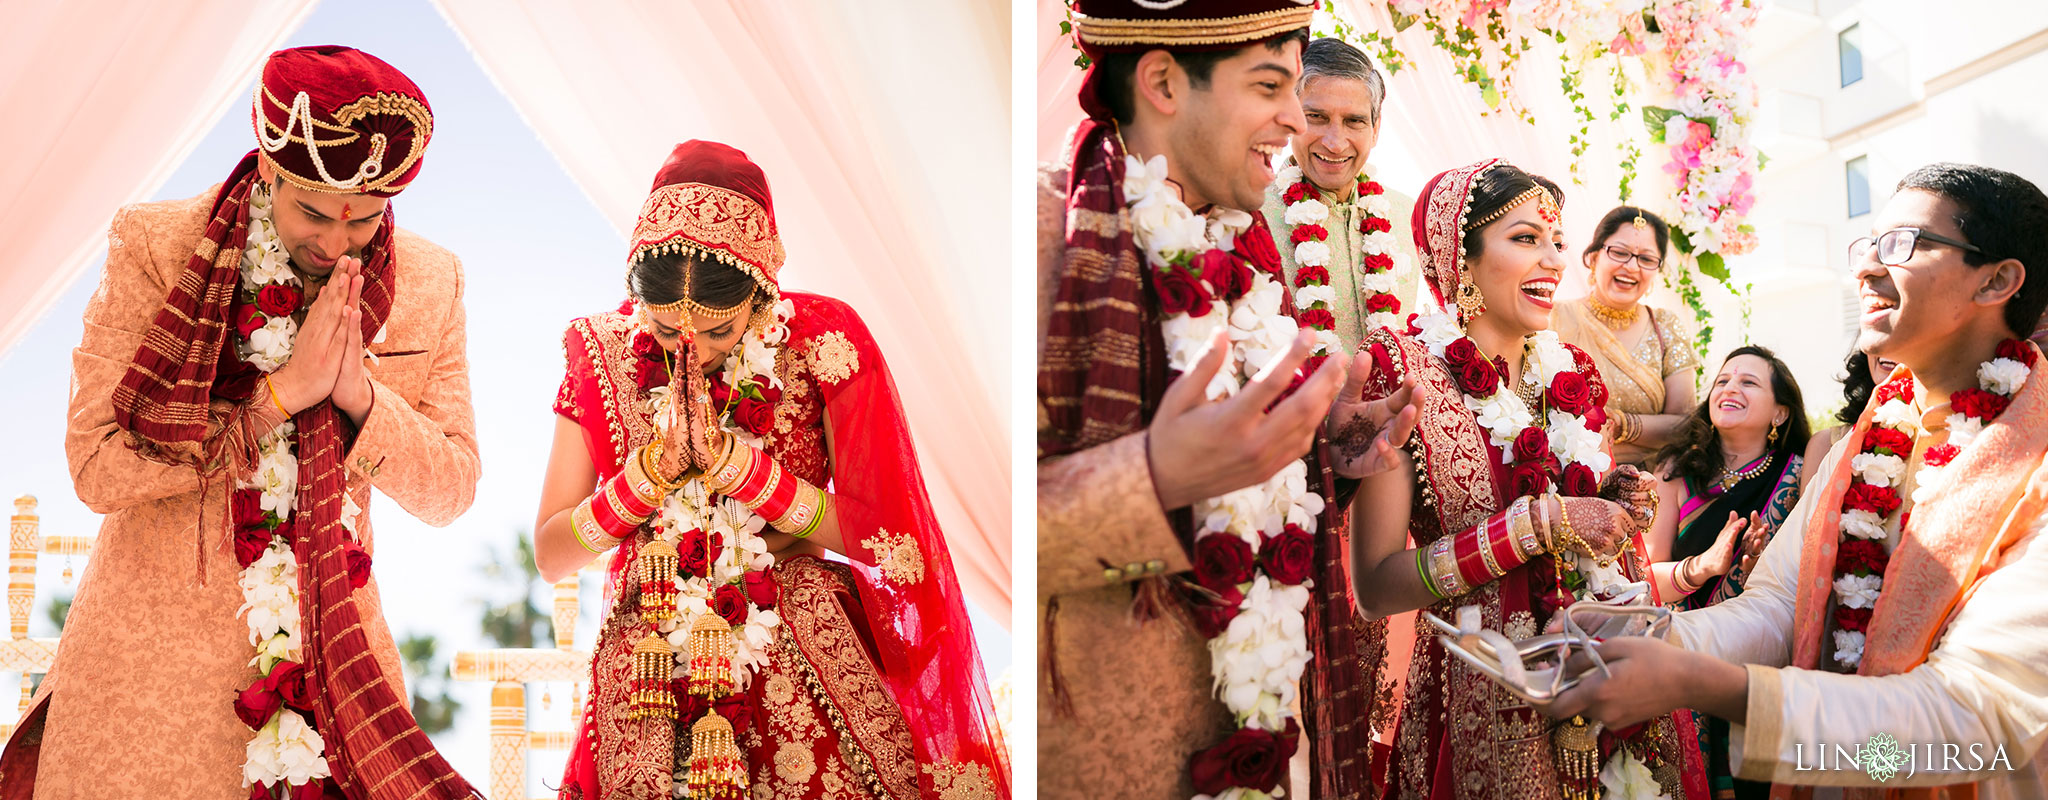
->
[341,202,353,221]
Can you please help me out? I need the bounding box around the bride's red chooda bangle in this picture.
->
[705,442,829,537]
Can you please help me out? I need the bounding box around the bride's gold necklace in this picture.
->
[1586,296,1640,331]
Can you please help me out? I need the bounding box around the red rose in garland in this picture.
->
[734,384,781,436]
[676,528,710,578]
[1287,223,1327,244]
[1546,372,1594,416]
[1156,268,1214,316]
[1842,482,1902,516]
[235,304,267,337]
[1295,265,1330,285]
[1259,525,1316,586]
[1510,462,1552,498]
[1296,308,1336,330]
[712,583,750,626]
[1195,249,1255,301]
[1457,359,1500,396]
[1511,427,1549,464]
[1443,338,1481,370]
[234,680,283,729]
[270,661,312,711]
[1193,533,1256,591]
[744,569,779,608]
[1560,463,1600,497]
[1189,718,1300,794]
[255,284,303,317]
[342,542,372,590]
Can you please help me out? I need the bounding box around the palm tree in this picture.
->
[477,530,550,649]
[399,632,461,734]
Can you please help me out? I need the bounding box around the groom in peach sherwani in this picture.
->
[1,47,482,799]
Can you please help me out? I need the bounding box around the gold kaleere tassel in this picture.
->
[687,709,747,799]
[638,539,679,622]
[627,633,677,720]
[686,612,738,699]
[1553,715,1602,800]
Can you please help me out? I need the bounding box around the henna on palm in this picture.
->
[1330,412,1382,464]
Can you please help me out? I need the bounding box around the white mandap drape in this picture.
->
[0,0,1012,625]
[0,0,316,357]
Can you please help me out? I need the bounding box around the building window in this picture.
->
[1846,156,1872,218]
[1839,24,1864,87]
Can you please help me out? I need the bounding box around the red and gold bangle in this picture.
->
[570,499,614,554]
[1452,520,1492,588]
[1424,535,1467,598]
[705,441,760,496]
[767,482,828,537]
[1509,495,1543,560]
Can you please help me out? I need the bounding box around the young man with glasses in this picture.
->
[1543,163,2048,794]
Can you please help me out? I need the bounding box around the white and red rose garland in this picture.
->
[632,299,797,785]
[227,180,368,796]
[1828,340,2031,669]
[1125,153,1320,800]
[1276,164,1404,342]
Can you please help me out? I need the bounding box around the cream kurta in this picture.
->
[1669,439,2048,796]
[1260,159,1423,354]
[9,187,479,799]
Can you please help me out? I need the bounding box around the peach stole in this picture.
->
[1779,351,2048,800]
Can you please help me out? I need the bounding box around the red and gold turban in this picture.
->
[252,45,433,197]
[629,140,786,302]
[1070,0,1316,119]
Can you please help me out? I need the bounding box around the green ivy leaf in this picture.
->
[1697,251,1730,282]
[1757,150,1771,171]
[1059,20,1071,35]
[1481,83,1501,108]
[1392,9,1417,31]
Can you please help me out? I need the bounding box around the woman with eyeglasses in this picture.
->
[1552,206,1702,467]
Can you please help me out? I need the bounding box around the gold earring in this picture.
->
[1456,273,1486,323]
[1767,422,1781,446]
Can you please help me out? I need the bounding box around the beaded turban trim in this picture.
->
[251,46,432,197]
[1074,5,1316,48]
[629,182,786,303]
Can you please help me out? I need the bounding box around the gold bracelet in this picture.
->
[1554,499,1614,569]
[639,440,691,494]
[1508,496,1541,560]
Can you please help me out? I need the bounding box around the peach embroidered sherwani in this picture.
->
[5,186,478,799]
[1668,433,2048,797]
[1035,166,1230,800]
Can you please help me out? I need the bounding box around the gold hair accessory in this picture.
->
[1464,185,1558,231]
[1632,211,1649,230]
[640,254,755,318]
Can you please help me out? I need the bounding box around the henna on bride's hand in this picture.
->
[1331,413,1382,462]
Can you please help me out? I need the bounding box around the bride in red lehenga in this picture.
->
[1348,160,1706,800]
[532,141,1007,800]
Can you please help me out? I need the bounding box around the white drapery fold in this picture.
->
[0,1,317,356]
[431,0,1013,623]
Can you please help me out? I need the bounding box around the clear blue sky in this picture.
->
[0,0,1011,789]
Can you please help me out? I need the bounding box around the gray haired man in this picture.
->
[1260,37,1424,350]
